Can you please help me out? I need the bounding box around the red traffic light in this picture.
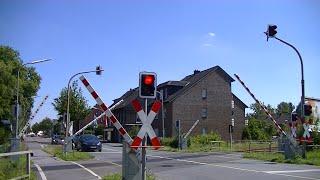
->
[143,75,155,85]
[139,72,157,99]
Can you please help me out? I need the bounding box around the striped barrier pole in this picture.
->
[234,74,287,136]
[79,75,133,144]
[19,95,49,138]
[131,99,162,150]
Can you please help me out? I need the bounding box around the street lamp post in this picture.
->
[156,91,165,138]
[65,67,103,153]
[13,59,51,152]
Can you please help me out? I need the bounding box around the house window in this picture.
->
[202,89,207,99]
[201,108,207,118]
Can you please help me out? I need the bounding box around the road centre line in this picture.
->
[71,161,102,180]
[148,155,319,180]
[264,169,320,174]
[34,164,47,180]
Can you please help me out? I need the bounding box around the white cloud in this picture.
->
[208,32,215,37]
[203,43,213,47]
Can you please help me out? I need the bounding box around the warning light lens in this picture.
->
[144,75,154,85]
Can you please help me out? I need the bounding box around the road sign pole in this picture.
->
[230,132,233,150]
[141,99,147,180]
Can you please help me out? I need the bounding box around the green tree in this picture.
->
[276,102,295,117]
[0,46,41,136]
[52,81,90,134]
[38,117,54,135]
[31,122,40,134]
[247,102,275,121]
[244,102,277,140]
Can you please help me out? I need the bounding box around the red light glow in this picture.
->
[144,75,154,85]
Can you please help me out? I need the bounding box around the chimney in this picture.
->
[194,70,200,75]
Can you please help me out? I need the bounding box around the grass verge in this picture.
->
[43,145,93,161]
[244,150,320,166]
[0,155,36,180]
[103,173,156,180]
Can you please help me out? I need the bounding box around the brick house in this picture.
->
[80,105,113,141]
[105,66,248,142]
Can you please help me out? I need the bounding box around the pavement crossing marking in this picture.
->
[148,155,319,180]
[34,164,47,180]
[71,161,102,180]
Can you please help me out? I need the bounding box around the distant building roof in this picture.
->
[165,66,234,102]
[110,66,243,109]
[158,81,189,88]
[233,93,248,108]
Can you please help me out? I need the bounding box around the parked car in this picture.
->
[28,132,36,137]
[37,131,44,137]
[75,134,102,152]
[51,135,64,145]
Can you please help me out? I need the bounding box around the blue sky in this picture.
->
[0,0,319,124]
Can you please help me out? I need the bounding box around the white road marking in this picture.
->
[91,151,121,154]
[102,160,122,167]
[102,147,119,151]
[34,164,47,180]
[71,161,102,180]
[148,155,319,180]
[265,169,320,174]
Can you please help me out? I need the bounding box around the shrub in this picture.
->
[161,137,178,148]
[190,132,221,145]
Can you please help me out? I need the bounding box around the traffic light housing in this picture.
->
[304,104,312,116]
[96,66,103,75]
[291,112,298,122]
[139,72,157,99]
[265,24,277,41]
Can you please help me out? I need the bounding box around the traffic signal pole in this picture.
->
[141,99,147,180]
[273,36,305,122]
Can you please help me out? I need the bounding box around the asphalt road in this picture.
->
[26,137,320,180]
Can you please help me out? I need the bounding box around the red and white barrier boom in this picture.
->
[19,95,49,138]
[234,74,287,136]
[131,99,162,150]
[79,75,133,144]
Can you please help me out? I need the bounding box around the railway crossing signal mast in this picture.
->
[138,72,158,180]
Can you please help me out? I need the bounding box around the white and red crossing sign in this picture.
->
[302,123,312,142]
[131,99,162,150]
[289,122,297,138]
